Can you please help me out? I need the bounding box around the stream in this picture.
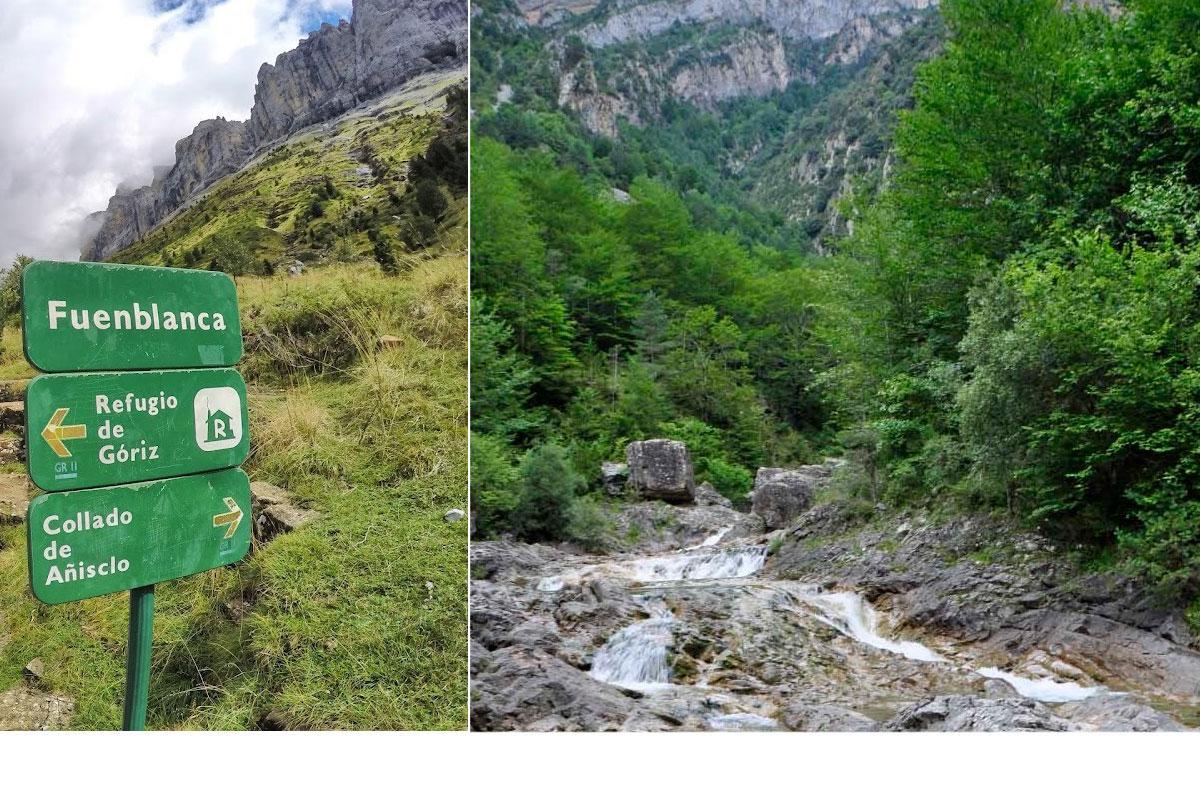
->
[538,537,1112,725]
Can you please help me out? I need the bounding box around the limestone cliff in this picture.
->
[532,0,936,139]
[576,0,936,49]
[83,0,466,261]
[483,0,939,248]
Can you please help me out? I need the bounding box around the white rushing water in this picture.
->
[976,667,1107,703]
[625,545,768,582]
[799,590,944,663]
[708,713,779,731]
[686,527,729,551]
[577,533,1113,706]
[590,599,675,690]
[796,588,1109,702]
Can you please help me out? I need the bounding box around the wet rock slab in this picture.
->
[884,695,1070,732]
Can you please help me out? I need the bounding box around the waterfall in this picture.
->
[796,589,1111,702]
[624,545,768,582]
[590,599,675,690]
[976,667,1107,703]
[798,590,944,663]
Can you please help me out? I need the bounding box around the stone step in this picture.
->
[0,473,30,524]
[0,436,23,466]
[0,380,26,403]
[251,480,318,544]
[0,400,24,434]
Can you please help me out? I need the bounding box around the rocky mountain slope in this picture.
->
[84,0,467,262]
[2,2,469,731]
[475,0,940,245]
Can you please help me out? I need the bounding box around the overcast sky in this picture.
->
[0,0,352,267]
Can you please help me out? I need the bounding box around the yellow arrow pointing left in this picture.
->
[212,496,243,539]
[42,407,87,458]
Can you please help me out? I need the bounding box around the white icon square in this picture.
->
[194,387,243,451]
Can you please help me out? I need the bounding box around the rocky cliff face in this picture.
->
[540,0,936,140]
[577,0,936,49]
[83,0,466,262]
[508,0,941,248]
[669,30,791,109]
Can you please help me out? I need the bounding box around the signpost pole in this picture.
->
[21,260,250,730]
[121,584,155,731]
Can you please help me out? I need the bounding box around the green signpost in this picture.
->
[26,368,249,491]
[21,260,251,731]
[21,260,243,372]
[26,469,252,604]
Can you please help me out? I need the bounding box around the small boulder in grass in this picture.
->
[23,658,45,686]
[444,508,465,523]
[250,481,319,544]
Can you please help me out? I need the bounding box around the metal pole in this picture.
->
[122,584,155,731]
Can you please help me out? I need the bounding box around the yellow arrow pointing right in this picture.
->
[213,496,244,539]
[42,407,87,458]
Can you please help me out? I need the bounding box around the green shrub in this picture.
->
[511,442,585,542]
[470,434,520,535]
[413,179,448,221]
[1,254,29,322]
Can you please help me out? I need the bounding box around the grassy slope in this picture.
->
[0,74,468,730]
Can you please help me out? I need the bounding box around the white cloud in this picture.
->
[0,0,352,266]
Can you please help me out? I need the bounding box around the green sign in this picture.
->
[26,469,251,605]
[25,368,249,491]
[21,260,243,372]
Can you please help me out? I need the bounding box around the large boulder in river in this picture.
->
[626,440,694,502]
[750,463,836,530]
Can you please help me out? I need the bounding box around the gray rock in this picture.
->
[751,463,835,530]
[612,500,763,551]
[577,0,935,49]
[22,659,45,685]
[0,685,74,731]
[470,647,637,731]
[354,0,468,100]
[250,481,318,543]
[443,508,465,523]
[694,481,732,508]
[1056,694,1187,732]
[782,702,877,731]
[600,462,629,496]
[884,695,1070,732]
[626,439,694,502]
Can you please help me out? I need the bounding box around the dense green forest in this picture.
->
[471,0,1200,610]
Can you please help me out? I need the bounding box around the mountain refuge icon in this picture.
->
[193,387,243,452]
[204,407,235,444]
